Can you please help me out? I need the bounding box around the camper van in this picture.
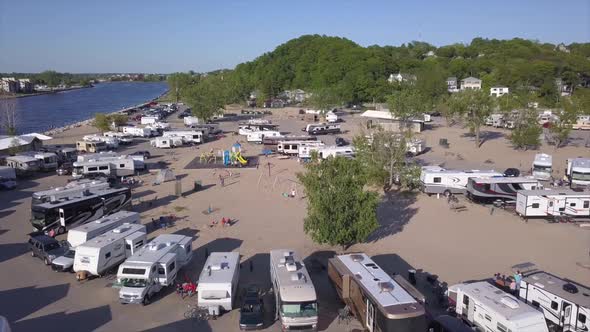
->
[516,189,590,218]
[122,126,152,138]
[303,123,341,135]
[317,146,355,159]
[532,153,553,181]
[0,166,17,190]
[328,253,428,332]
[72,157,135,178]
[566,158,590,188]
[238,123,278,136]
[30,187,132,234]
[140,116,159,125]
[5,155,41,175]
[447,281,548,332]
[118,234,193,305]
[278,140,324,155]
[51,211,140,272]
[270,249,318,331]
[32,179,110,205]
[162,130,204,144]
[103,131,133,144]
[247,130,281,144]
[420,169,503,196]
[466,177,542,202]
[518,271,589,332]
[73,223,147,279]
[150,136,184,149]
[76,141,107,153]
[197,252,240,316]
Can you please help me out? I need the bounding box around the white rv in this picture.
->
[103,131,133,144]
[317,146,355,159]
[326,111,338,123]
[73,223,147,279]
[162,130,204,144]
[238,123,278,136]
[19,152,59,171]
[303,123,341,135]
[76,141,107,153]
[278,140,324,155]
[72,157,135,178]
[77,151,120,163]
[298,144,327,160]
[51,211,140,272]
[122,126,152,138]
[420,169,503,196]
[270,249,318,331]
[572,115,590,130]
[32,179,110,205]
[183,116,201,127]
[466,177,542,203]
[5,155,41,175]
[247,130,281,144]
[532,153,552,181]
[150,136,184,149]
[566,158,590,188]
[197,252,240,316]
[145,122,170,131]
[118,234,193,305]
[519,271,589,332]
[140,116,159,125]
[448,281,548,332]
[83,134,119,149]
[516,189,590,218]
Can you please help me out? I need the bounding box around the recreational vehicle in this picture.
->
[197,252,240,316]
[72,157,135,178]
[145,121,170,132]
[246,130,281,144]
[328,253,428,332]
[532,153,553,181]
[420,169,503,196]
[566,158,590,188]
[162,130,204,144]
[73,223,147,279]
[183,116,201,127]
[77,151,120,163]
[238,123,278,136]
[263,135,317,146]
[303,123,341,135]
[519,271,589,332]
[32,179,110,205]
[118,234,193,305]
[20,152,59,171]
[122,126,152,138]
[466,177,542,202]
[184,125,210,137]
[317,146,355,159]
[278,140,324,155]
[572,115,590,130]
[51,211,140,272]
[447,281,548,332]
[516,189,590,218]
[30,187,132,234]
[140,116,159,125]
[270,249,318,331]
[326,111,338,123]
[76,141,107,153]
[5,155,41,175]
[83,134,119,149]
[150,136,184,149]
[0,166,17,190]
[103,132,133,144]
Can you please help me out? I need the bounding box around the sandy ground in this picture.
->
[0,106,588,332]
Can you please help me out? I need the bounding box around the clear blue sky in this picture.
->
[1,0,588,73]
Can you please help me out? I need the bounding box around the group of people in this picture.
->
[494,270,523,295]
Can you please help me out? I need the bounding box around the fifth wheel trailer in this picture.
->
[516,189,590,218]
[419,169,503,196]
[197,252,240,316]
[466,177,542,203]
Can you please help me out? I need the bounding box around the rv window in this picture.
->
[168,262,176,272]
[125,243,131,250]
[99,166,108,170]
[433,177,441,183]
[120,164,125,168]
[585,201,590,209]
[186,245,191,254]
[151,266,156,273]
[497,323,508,332]
[551,301,558,310]
[88,167,98,171]
[105,252,111,259]
[559,207,565,212]
[579,313,586,324]
[570,203,576,207]
[484,314,491,321]
[158,266,165,275]
[122,268,146,275]
[531,300,540,308]
[462,296,469,305]
[549,201,553,207]
[484,184,491,191]
[532,203,540,208]
[134,240,143,248]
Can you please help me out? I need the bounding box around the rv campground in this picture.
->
[0,105,589,332]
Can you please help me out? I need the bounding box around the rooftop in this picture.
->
[469,176,539,184]
[198,252,240,284]
[127,234,190,264]
[79,223,146,249]
[517,189,590,197]
[523,272,590,307]
[69,211,138,234]
[33,187,128,209]
[270,249,316,302]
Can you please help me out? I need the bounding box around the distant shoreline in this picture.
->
[0,85,93,100]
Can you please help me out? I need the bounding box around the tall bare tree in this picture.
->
[0,98,18,135]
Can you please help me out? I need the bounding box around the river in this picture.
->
[4,82,168,135]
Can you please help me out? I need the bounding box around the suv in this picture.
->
[28,234,68,265]
[239,285,265,330]
[130,150,151,159]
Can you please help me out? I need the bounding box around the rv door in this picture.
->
[59,208,65,227]
[562,302,572,329]
[366,299,375,332]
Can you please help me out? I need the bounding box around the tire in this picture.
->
[31,251,35,257]
[443,190,452,197]
[44,257,50,265]
[142,294,150,306]
[57,226,65,235]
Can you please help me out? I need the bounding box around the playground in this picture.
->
[185,142,260,169]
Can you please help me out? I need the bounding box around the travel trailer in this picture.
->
[118,234,193,305]
[5,155,41,175]
[77,151,120,163]
[532,153,553,181]
[162,130,204,144]
[72,157,135,178]
[51,211,140,272]
[83,134,119,149]
[420,169,503,196]
[516,189,590,218]
[270,249,318,331]
[184,125,210,137]
[150,136,184,149]
[140,116,159,125]
[76,141,107,153]
[519,271,589,332]
[247,130,281,143]
[326,111,338,123]
[30,187,132,234]
[328,253,428,332]
[145,121,170,132]
[566,158,590,188]
[197,252,240,316]
[447,281,548,332]
[238,123,278,136]
[0,166,17,190]
[103,131,133,144]
[263,135,317,146]
[73,223,147,279]
[466,177,542,202]
[183,116,201,127]
[316,146,355,159]
[32,179,110,205]
[297,144,331,160]
[303,123,341,135]
[122,126,152,138]
[20,152,59,171]
[485,114,505,128]
[572,115,590,130]
[278,140,324,155]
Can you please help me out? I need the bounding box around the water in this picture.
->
[5,82,168,134]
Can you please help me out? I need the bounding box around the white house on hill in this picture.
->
[490,86,509,97]
[460,77,482,90]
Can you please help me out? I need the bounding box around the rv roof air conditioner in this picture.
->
[378,281,394,293]
[350,254,364,262]
[210,264,222,271]
[500,296,519,309]
[285,257,297,272]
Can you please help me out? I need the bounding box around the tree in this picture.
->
[167,72,194,103]
[386,88,427,135]
[38,70,61,87]
[510,109,542,150]
[0,98,18,135]
[307,88,339,113]
[183,76,226,121]
[297,156,379,249]
[447,89,493,147]
[110,114,128,127]
[93,113,111,132]
[548,99,578,148]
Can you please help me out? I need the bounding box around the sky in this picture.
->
[1,0,589,73]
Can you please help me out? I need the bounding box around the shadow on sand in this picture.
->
[0,242,30,263]
[12,305,112,332]
[368,191,419,242]
[0,284,70,323]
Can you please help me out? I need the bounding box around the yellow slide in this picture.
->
[236,153,248,165]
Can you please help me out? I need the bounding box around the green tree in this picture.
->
[297,156,379,249]
[167,72,194,103]
[307,88,339,113]
[548,99,578,147]
[38,70,61,87]
[183,76,226,121]
[93,113,111,132]
[387,88,427,135]
[447,89,493,148]
[510,109,542,150]
[110,114,128,127]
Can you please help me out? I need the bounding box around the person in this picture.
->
[290,188,296,198]
[514,270,522,291]
[509,278,517,295]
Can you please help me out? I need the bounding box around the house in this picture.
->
[388,72,416,84]
[424,50,436,57]
[0,133,52,155]
[490,86,509,97]
[555,43,570,53]
[446,77,459,93]
[263,99,285,108]
[460,77,482,90]
[360,110,424,133]
[18,79,34,93]
[555,78,571,96]
[1,78,19,93]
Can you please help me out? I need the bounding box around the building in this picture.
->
[460,77,482,90]
[1,78,18,93]
[490,86,509,97]
[0,133,52,155]
[360,110,424,133]
[555,43,570,53]
[18,79,34,93]
[446,77,459,93]
[555,78,571,96]
[263,99,285,108]
[388,72,416,84]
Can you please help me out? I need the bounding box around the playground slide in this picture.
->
[236,153,248,165]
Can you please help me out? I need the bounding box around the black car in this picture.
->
[28,234,68,265]
[177,111,190,119]
[504,168,520,177]
[130,150,151,159]
[239,285,264,330]
[335,137,347,146]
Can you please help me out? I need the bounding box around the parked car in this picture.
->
[177,111,190,119]
[130,150,151,159]
[335,137,348,146]
[56,162,73,176]
[0,177,16,190]
[504,168,520,177]
[239,285,265,330]
[28,234,68,265]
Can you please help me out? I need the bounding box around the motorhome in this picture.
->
[270,249,318,331]
[32,179,110,205]
[516,189,590,218]
[518,271,589,332]
[118,234,193,305]
[278,140,324,155]
[303,123,341,135]
[447,281,548,332]
[316,146,355,159]
[30,187,132,234]
[328,253,428,332]
[485,114,505,128]
[72,157,135,178]
[162,130,204,144]
[566,158,590,188]
[83,134,119,149]
[77,151,119,163]
[19,152,59,172]
[247,130,281,144]
[572,115,590,130]
[103,131,133,144]
[150,136,184,149]
[56,147,77,163]
[420,169,503,196]
[73,223,147,279]
[532,153,553,181]
[466,177,542,202]
[197,252,240,316]
[140,116,159,125]
[183,116,201,127]
[326,111,338,123]
[76,141,107,153]
[5,155,41,175]
[122,126,152,138]
[145,121,170,132]
[263,135,317,146]
[51,211,140,272]
[238,123,279,136]
[0,166,17,190]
